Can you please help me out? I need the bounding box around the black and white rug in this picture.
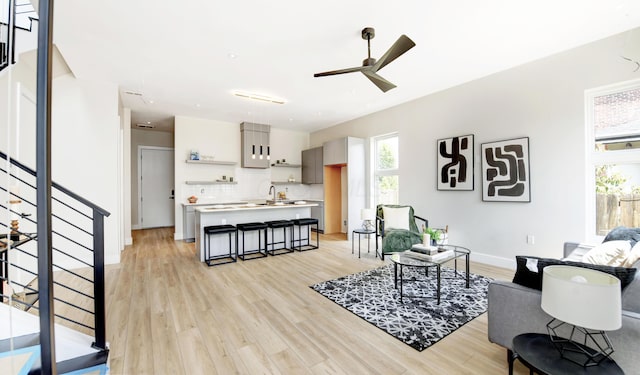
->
[310,264,492,351]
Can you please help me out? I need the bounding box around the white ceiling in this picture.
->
[52,0,640,133]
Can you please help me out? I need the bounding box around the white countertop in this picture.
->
[183,201,247,207]
[196,202,317,213]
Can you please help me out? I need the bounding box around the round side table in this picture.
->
[511,333,623,375]
[351,229,375,258]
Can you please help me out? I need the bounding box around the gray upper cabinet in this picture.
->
[323,137,347,165]
[302,146,323,184]
[240,122,270,168]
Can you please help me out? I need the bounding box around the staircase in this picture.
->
[1,0,38,73]
[1,1,111,372]
[0,152,111,373]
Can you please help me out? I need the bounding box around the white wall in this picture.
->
[173,116,310,240]
[1,65,121,266]
[130,128,174,229]
[311,28,640,269]
[121,108,132,245]
[52,74,121,264]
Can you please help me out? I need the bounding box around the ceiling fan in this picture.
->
[314,27,416,92]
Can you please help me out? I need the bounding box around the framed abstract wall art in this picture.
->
[481,137,531,202]
[437,134,474,191]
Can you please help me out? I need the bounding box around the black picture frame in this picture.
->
[437,134,474,191]
[481,137,531,202]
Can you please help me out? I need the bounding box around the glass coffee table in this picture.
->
[389,244,470,304]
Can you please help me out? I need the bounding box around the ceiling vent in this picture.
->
[136,123,155,129]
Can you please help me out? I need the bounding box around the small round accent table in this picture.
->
[351,229,376,258]
[511,333,623,375]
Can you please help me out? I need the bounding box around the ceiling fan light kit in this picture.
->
[314,27,416,92]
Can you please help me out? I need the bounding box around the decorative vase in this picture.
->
[422,233,431,246]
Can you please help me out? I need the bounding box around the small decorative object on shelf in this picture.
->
[190,150,200,160]
[188,196,198,203]
[10,219,20,241]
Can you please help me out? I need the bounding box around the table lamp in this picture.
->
[541,265,621,367]
[360,208,375,231]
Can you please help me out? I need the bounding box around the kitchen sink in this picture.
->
[265,199,295,205]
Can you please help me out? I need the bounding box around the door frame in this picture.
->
[136,145,174,229]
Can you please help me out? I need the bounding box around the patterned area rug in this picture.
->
[310,264,493,351]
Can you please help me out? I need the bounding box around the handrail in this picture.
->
[0,149,111,351]
[0,150,111,217]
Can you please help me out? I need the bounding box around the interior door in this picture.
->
[140,148,175,228]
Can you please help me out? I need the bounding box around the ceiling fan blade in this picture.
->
[314,66,366,77]
[372,34,416,72]
[362,71,396,92]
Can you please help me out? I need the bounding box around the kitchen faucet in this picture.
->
[269,185,276,201]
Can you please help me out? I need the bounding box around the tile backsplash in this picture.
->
[183,167,323,204]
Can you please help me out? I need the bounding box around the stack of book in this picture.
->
[410,244,439,255]
[405,244,454,261]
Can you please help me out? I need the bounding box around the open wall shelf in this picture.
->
[185,160,237,165]
[271,163,301,168]
[185,181,238,185]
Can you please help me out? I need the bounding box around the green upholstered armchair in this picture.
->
[376,204,428,260]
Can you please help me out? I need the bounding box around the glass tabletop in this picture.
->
[389,244,470,266]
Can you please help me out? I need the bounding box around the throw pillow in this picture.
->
[513,256,544,289]
[512,256,637,290]
[581,240,631,266]
[382,206,410,230]
[603,226,640,247]
[623,241,640,268]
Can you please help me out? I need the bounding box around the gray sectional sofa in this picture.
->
[487,242,640,373]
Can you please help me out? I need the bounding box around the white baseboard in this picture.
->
[174,232,183,241]
[105,253,121,265]
[125,236,133,246]
[132,224,141,230]
[471,252,516,270]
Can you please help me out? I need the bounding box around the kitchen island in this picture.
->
[195,202,317,262]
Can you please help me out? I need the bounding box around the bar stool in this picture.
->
[264,220,295,256]
[236,222,268,260]
[204,224,237,266]
[291,218,319,251]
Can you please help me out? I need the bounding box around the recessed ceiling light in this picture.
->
[232,90,286,105]
[228,53,238,59]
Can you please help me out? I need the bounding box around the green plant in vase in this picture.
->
[424,227,442,246]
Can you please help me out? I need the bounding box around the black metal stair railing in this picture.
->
[0,0,38,73]
[0,0,11,71]
[0,150,110,350]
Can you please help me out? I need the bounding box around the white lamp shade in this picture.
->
[360,208,375,221]
[541,265,621,331]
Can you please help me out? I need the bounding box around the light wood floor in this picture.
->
[105,228,531,374]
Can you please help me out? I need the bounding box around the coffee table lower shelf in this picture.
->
[389,244,470,304]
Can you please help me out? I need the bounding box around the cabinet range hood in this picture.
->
[240,122,271,168]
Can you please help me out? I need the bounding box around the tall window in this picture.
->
[586,79,640,238]
[374,134,399,205]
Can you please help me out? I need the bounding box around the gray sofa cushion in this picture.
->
[512,255,637,290]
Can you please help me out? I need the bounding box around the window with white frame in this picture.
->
[586,79,640,238]
[374,133,399,205]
